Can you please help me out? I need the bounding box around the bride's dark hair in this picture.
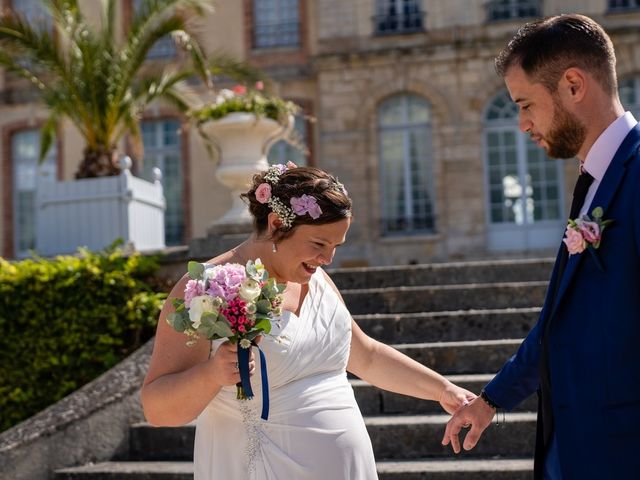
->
[241,166,352,240]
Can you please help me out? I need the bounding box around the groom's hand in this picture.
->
[441,396,495,453]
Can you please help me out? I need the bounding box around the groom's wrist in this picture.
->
[480,389,500,410]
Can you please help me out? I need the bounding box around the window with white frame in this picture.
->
[378,94,435,235]
[133,0,177,59]
[253,0,300,49]
[268,115,308,166]
[12,129,57,256]
[608,0,640,11]
[141,119,184,245]
[484,90,563,225]
[374,0,424,35]
[619,76,640,117]
[486,0,541,22]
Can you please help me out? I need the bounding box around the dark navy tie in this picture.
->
[539,169,594,448]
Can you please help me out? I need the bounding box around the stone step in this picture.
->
[128,412,536,462]
[389,339,522,375]
[55,458,534,480]
[355,307,540,343]
[377,458,533,480]
[54,461,193,480]
[366,413,536,460]
[329,258,554,290]
[353,374,537,416]
[341,281,547,315]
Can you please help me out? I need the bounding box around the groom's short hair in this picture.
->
[495,13,617,96]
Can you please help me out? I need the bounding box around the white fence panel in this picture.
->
[36,165,165,256]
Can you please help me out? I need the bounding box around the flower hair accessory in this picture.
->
[254,162,329,228]
[291,194,322,219]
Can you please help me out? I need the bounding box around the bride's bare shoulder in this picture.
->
[203,249,239,266]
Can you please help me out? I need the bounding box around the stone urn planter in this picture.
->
[35,157,166,256]
[201,112,290,229]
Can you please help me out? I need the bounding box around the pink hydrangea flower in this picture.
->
[184,279,205,308]
[255,183,272,204]
[578,220,601,244]
[290,194,322,219]
[205,263,246,302]
[563,227,586,255]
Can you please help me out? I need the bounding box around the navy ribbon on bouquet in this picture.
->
[237,342,270,420]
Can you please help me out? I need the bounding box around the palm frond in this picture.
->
[39,112,59,163]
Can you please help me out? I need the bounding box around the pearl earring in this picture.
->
[272,243,277,253]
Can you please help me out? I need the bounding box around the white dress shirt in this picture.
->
[580,111,638,217]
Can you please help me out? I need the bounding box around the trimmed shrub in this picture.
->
[0,245,165,432]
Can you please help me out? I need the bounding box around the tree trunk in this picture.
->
[75,147,121,179]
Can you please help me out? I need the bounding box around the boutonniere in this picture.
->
[563,207,613,270]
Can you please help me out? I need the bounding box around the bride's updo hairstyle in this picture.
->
[241,164,352,241]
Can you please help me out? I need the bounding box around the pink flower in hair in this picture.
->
[255,183,272,204]
[286,161,298,170]
[290,194,322,219]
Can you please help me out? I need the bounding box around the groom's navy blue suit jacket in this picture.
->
[484,123,640,479]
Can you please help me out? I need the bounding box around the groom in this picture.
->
[442,14,640,479]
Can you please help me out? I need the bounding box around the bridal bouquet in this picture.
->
[166,259,285,418]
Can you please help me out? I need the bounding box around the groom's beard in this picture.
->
[541,96,587,159]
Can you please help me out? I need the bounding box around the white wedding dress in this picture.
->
[194,268,378,479]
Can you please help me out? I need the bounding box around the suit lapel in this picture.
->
[550,125,640,316]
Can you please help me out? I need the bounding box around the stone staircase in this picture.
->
[55,258,553,480]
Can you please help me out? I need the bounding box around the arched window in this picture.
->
[141,119,184,245]
[378,94,435,235]
[619,76,640,117]
[483,90,565,250]
[12,129,57,257]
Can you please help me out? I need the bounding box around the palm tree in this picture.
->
[0,0,260,178]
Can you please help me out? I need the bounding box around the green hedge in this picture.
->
[0,245,166,432]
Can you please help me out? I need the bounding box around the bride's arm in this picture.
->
[320,271,475,414]
[347,320,474,413]
[140,276,242,426]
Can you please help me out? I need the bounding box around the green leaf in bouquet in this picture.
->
[212,319,234,338]
[253,317,272,334]
[188,261,205,280]
[256,298,272,314]
[246,260,258,278]
[172,298,186,309]
[167,311,191,332]
[200,312,218,327]
[245,330,262,342]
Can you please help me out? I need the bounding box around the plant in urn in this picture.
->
[193,84,300,229]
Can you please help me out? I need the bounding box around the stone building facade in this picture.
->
[1,0,640,266]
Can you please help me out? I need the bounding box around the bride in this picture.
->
[141,164,474,479]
